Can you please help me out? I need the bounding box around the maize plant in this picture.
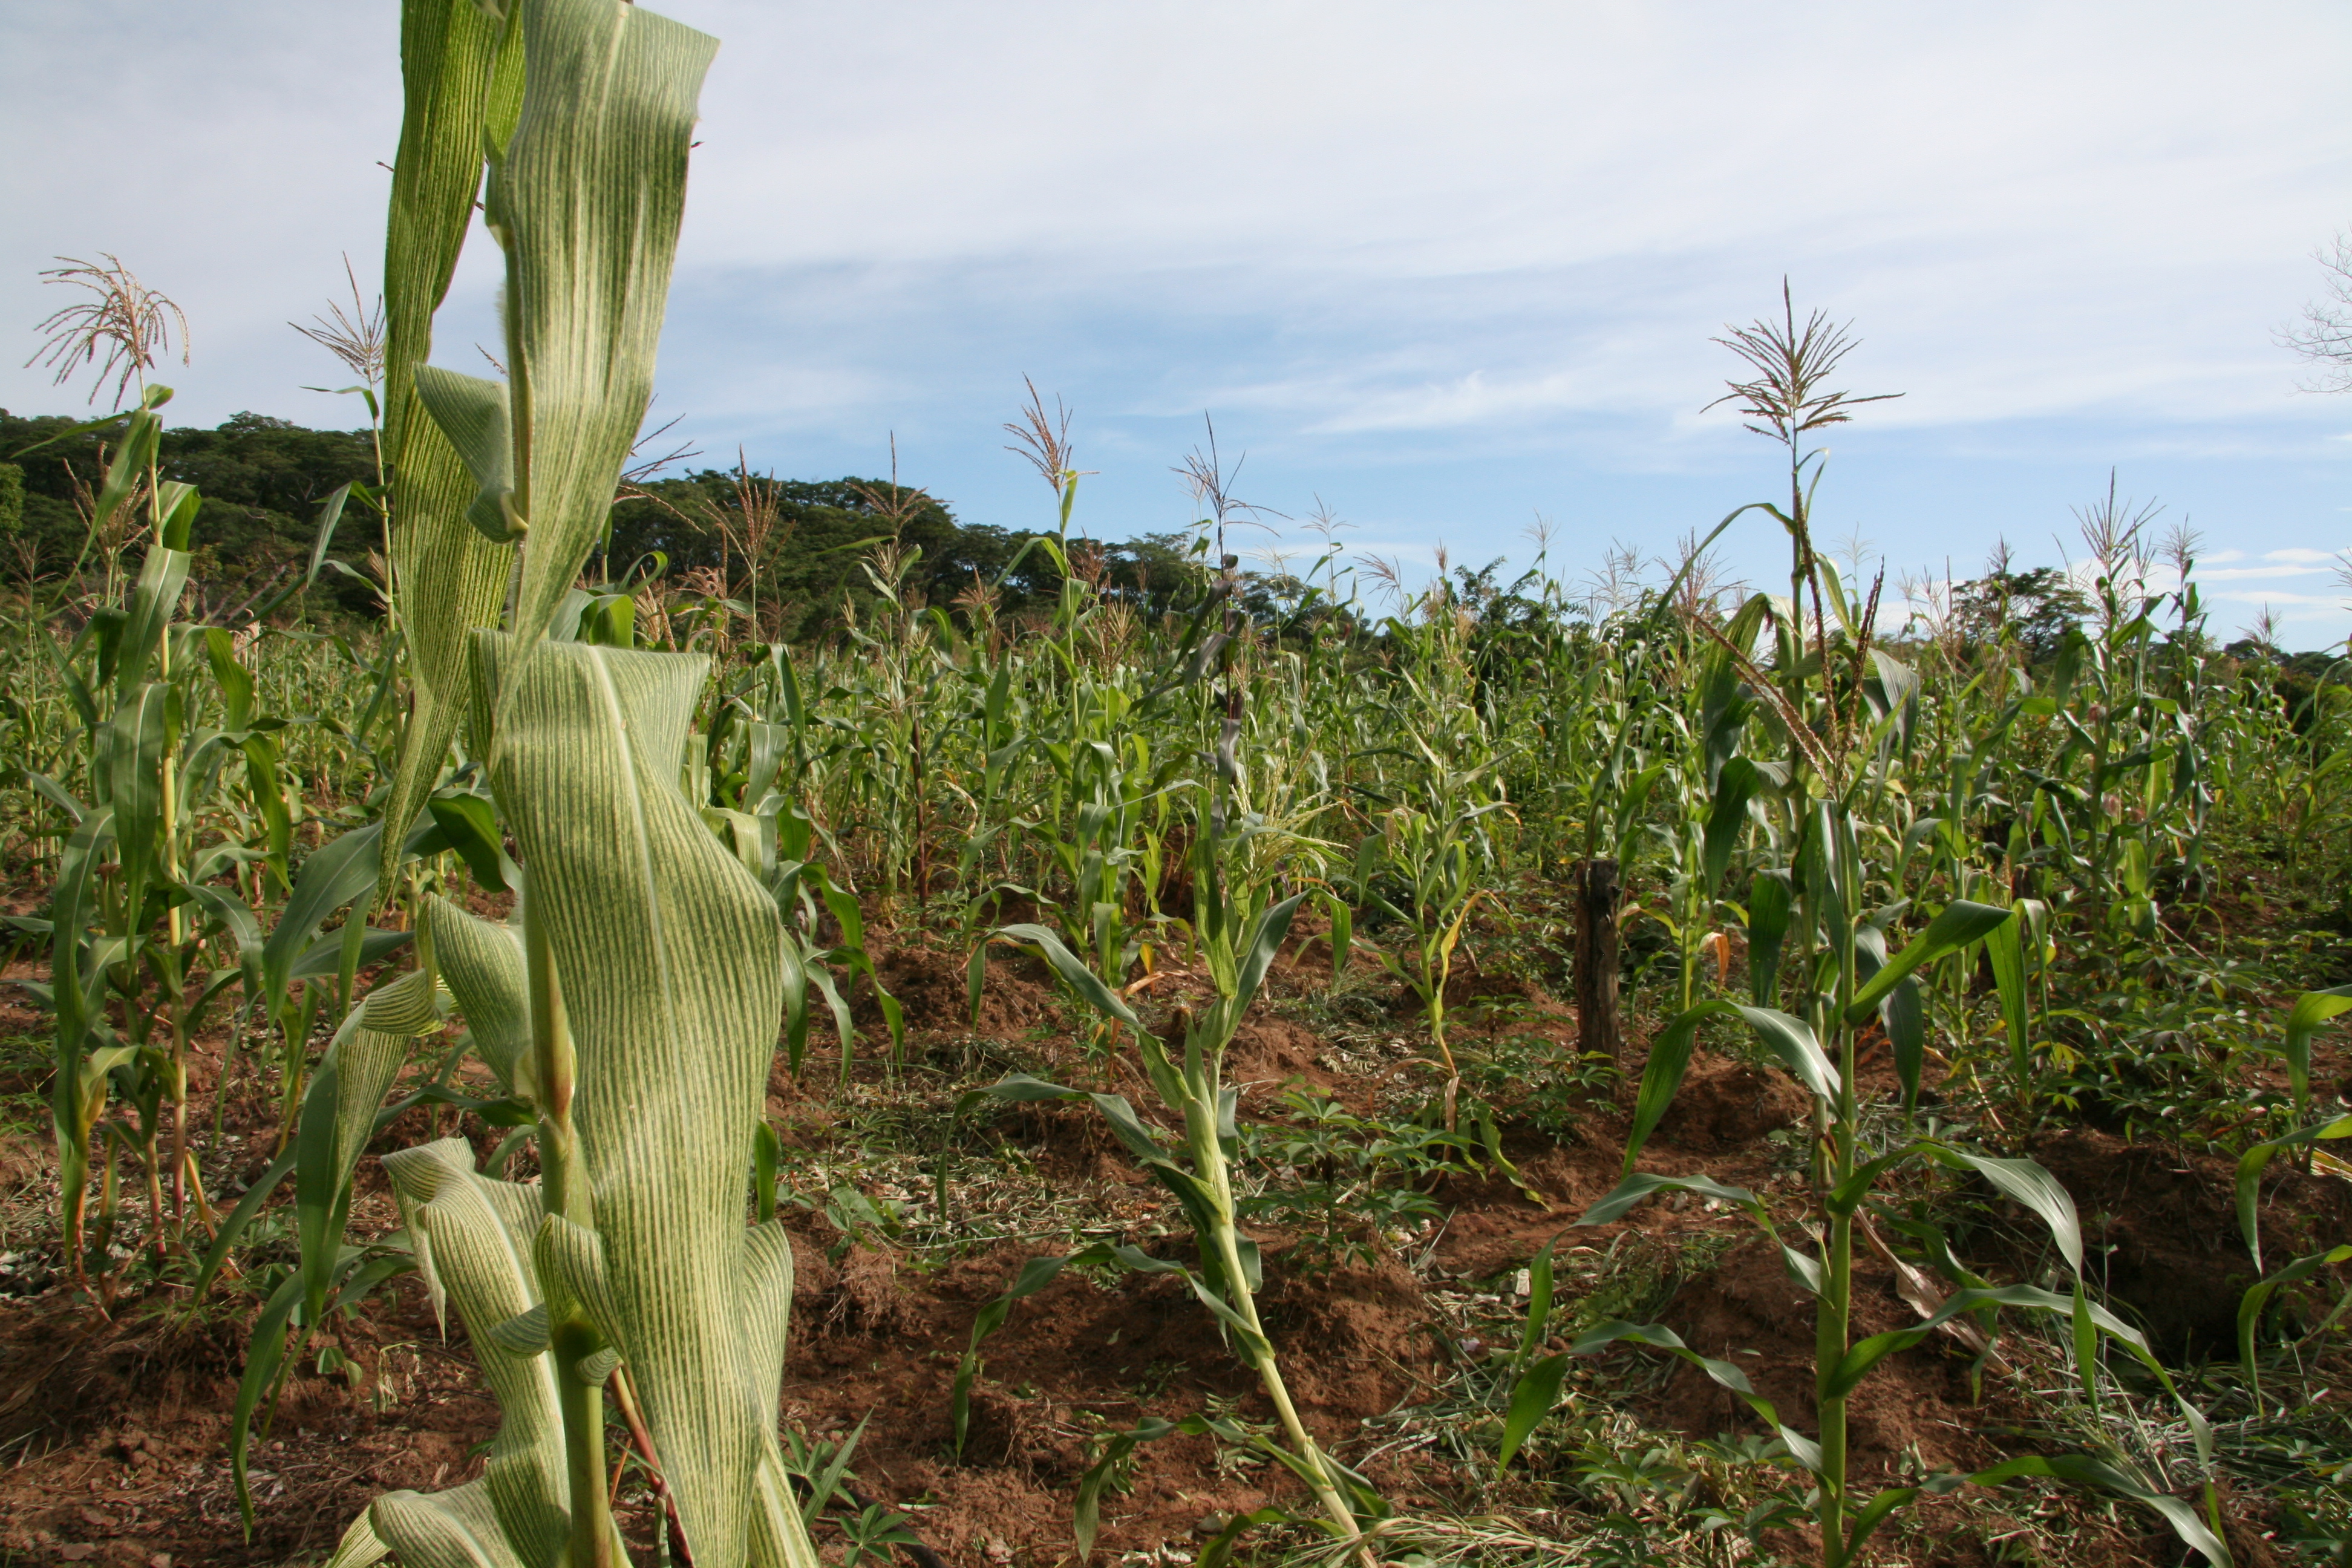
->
[1551,333,2241,1567]
[284,4,831,1567]
[968,809,1380,1562]
[25,383,359,1292]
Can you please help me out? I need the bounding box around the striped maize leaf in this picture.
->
[477,632,819,1568]
[356,1137,581,1567]
[376,0,524,893]
[482,0,716,662]
[421,893,533,1096]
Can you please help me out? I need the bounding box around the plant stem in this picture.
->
[552,1315,619,1568]
[1187,1089,1370,1563]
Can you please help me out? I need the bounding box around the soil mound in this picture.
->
[2028,1128,2352,1358]
[1655,1052,1808,1152]
[871,942,1057,1037]
[1646,1239,2005,1478]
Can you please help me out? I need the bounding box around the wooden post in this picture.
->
[1574,857,1622,1068]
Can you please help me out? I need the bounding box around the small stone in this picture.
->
[152,1555,175,1568]
[984,1538,1013,1563]
[1191,1514,1227,1537]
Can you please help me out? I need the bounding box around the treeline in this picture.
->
[0,408,1231,638]
[1,408,382,619]
[602,470,1221,641]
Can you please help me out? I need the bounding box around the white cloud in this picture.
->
[2199,564,2336,580]
[8,1,2352,643]
[9,0,2352,434]
[2206,588,2345,606]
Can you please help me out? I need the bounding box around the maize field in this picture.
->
[1,3,2350,1566]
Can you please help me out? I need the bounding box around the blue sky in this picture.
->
[7,2,2352,642]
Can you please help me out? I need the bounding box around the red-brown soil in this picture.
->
[0,952,2341,1567]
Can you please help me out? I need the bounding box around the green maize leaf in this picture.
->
[1985,904,2030,1087]
[1517,1235,1560,1365]
[1736,1002,1836,1103]
[1821,1283,2144,1399]
[231,1268,309,1533]
[265,822,385,1004]
[780,930,812,1074]
[1088,1092,1177,1165]
[47,806,116,1251]
[1824,1146,1918,1217]
[1881,975,1926,1117]
[1958,1454,2231,1567]
[1073,1414,1250,1560]
[204,627,256,731]
[239,735,295,889]
[1777,1240,1824,1296]
[489,0,717,662]
[181,881,265,1011]
[2283,985,2352,1120]
[422,894,531,1093]
[290,927,414,981]
[48,805,112,1040]
[1621,1004,1710,1175]
[1497,1351,1572,1468]
[115,544,194,701]
[1620,999,1832,1174]
[2236,1114,2352,1270]
[381,1138,573,1561]
[1192,1507,1289,1568]
[377,0,524,897]
[297,1010,414,1319]
[1320,889,1352,991]
[21,768,85,825]
[91,393,167,524]
[478,633,814,1568]
[1230,891,1306,1018]
[1701,756,1763,892]
[1840,1485,1922,1564]
[105,683,171,916]
[806,961,855,1075]
[6,382,165,461]
[952,1250,1083,1458]
[1844,900,2012,1022]
[1922,1145,2082,1272]
[413,365,521,542]
[1569,1320,1821,1472]
[2238,1244,2352,1397]
[1576,1170,1762,1227]
[993,922,1142,1029]
[189,1145,296,1302]
[742,720,789,808]
[428,792,517,894]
